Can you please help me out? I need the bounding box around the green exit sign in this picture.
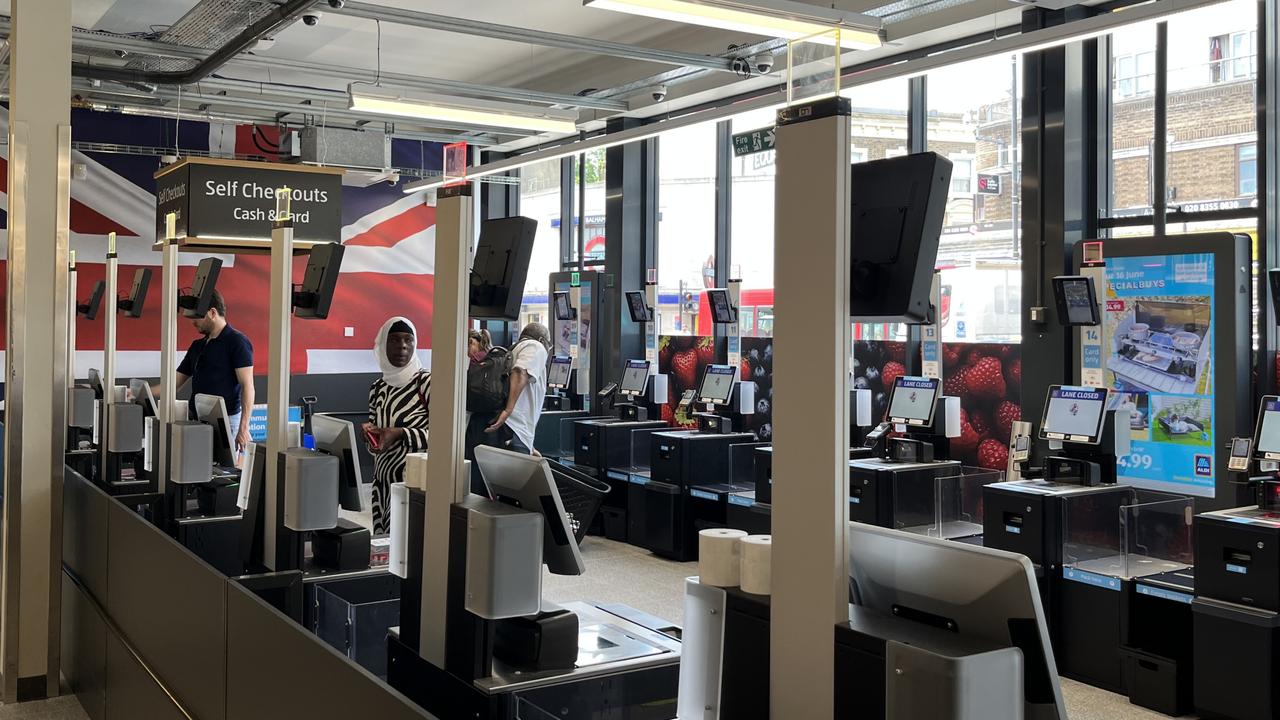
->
[731,126,776,157]
[570,272,581,287]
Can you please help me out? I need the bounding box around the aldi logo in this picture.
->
[1195,455,1213,477]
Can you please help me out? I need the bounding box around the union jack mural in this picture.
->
[0,107,442,377]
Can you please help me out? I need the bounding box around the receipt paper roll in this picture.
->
[698,528,748,587]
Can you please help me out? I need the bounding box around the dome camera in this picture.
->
[327,0,345,7]
[751,52,775,74]
[302,12,322,26]
[650,84,668,102]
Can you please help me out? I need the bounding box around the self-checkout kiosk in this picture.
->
[387,189,679,720]
[95,233,155,494]
[1192,397,1280,719]
[843,375,980,537]
[628,363,755,561]
[66,251,100,478]
[569,359,668,541]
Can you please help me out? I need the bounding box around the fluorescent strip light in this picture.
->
[584,0,882,49]
[411,0,1223,194]
[347,86,580,134]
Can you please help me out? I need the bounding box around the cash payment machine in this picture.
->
[631,364,755,561]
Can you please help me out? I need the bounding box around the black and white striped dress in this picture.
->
[367,370,431,534]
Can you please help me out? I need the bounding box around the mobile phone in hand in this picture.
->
[364,428,381,450]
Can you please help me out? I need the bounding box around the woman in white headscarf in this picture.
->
[363,317,431,534]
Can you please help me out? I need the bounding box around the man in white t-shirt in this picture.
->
[485,322,550,455]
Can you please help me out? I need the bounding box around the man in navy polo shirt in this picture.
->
[161,289,255,457]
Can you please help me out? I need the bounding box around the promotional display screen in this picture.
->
[886,376,939,425]
[698,365,737,405]
[1254,397,1280,458]
[619,360,650,396]
[553,292,573,321]
[547,356,573,390]
[1039,386,1108,443]
[1097,252,1216,495]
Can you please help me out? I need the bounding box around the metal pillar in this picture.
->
[1259,0,1278,397]
[770,98,851,718]
[605,118,655,384]
[420,186,473,663]
[263,200,295,571]
[1,0,71,701]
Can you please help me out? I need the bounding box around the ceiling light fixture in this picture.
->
[347,85,580,134]
[408,0,1219,193]
[583,0,882,50]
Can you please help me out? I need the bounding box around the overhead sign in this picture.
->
[154,158,343,243]
[977,173,1002,195]
[732,126,776,157]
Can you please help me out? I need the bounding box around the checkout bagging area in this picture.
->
[40,65,1280,720]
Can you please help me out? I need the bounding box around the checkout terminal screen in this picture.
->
[619,360,650,396]
[698,365,737,404]
[887,376,939,424]
[547,356,572,389]
[1040,386,1107,443]
[1061,278,1096,324]
[1254,398,1280,457]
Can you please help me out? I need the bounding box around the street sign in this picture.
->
[732,126,776,157]
[977,173,1002,195]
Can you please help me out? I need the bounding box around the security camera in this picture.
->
[751,52,775,74]
[326,0,345,7]
[302,12,322,26]
[649,84,668,102]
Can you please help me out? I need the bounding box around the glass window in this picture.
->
[730,104,781,337]
[518,158,561,325]
[573,149,607,269]
[950,157,974,194]
[1165,0,1257,209]
[657,122,718,335]
[1239,144,1258,196]
[1109,25,1156,217]
[927,53,1023,344]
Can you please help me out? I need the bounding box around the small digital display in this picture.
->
[1253,396,1280,458]
[698,365,737,405]
[547,356,572,390]
[1053,275,1099,326]
[1232,437,1252,458]
[626,291,653,323]
[1039,385,1108,444]
[886,376,940,425]
[707,289,736,324]
[619,360,650,397]
[553,291,573,321]
[1015,435,1030,452]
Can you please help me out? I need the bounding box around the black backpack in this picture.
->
[467,346,512,413]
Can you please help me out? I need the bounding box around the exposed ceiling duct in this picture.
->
[73,0,321,86]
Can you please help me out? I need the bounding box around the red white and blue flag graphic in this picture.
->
[0,107,441,377]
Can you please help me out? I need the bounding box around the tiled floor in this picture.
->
[0,696,87,720]
[544,536,1198,719]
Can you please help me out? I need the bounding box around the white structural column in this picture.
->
[101,234,117,476]
[420,187,474,662]
[264,210,295,570]
[769,102,852,718]
[158,214,179,491]
[1,0,72,702]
